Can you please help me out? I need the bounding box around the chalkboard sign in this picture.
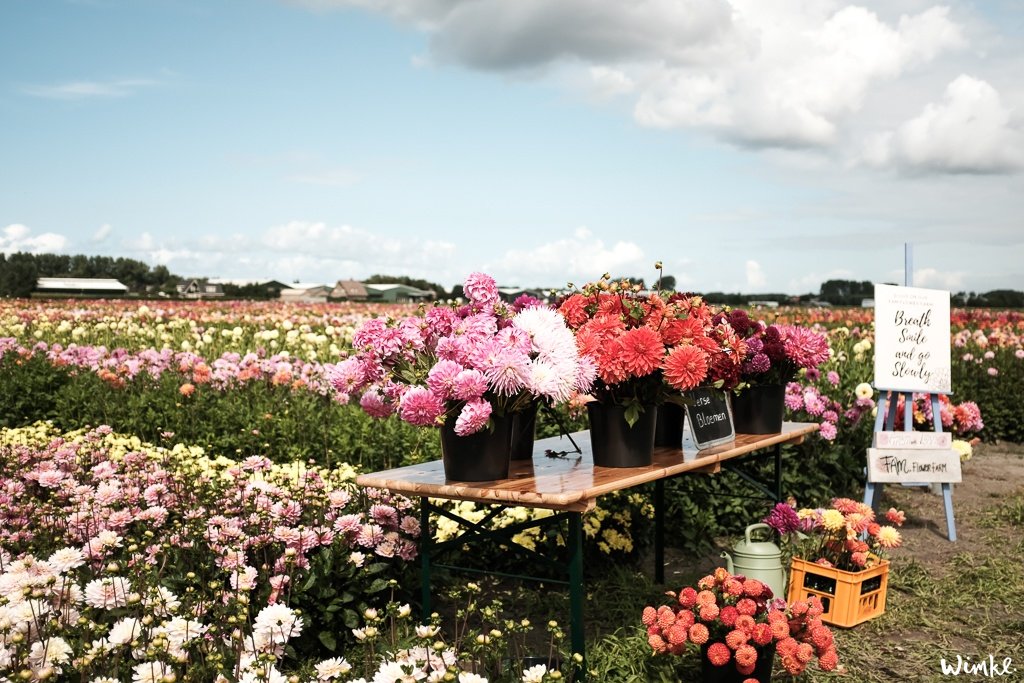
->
[873,283,951,394]
[684,387,735,449]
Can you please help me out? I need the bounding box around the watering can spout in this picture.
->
[721,551,734,575]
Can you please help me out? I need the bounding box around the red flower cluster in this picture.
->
[558,278,747,410]
[642,567,839,678]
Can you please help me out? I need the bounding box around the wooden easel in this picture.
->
[864,243,956,541]
[863,390,956,541]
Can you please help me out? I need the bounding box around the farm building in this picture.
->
[330,279,369,301]
[34,277,128,297]
[280,284,332,303]
[177,279,225,299]
[364,283,434,303]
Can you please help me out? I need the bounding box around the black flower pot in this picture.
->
[439,412,512,481]
[700,642,775,683]
[654,402,685,449]
[587,402,657,468]
[510,402,539,460]
[731,384,786,434]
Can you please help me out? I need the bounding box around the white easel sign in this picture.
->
[873,283,951,394]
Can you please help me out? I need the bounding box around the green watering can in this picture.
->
[721,523,786,600]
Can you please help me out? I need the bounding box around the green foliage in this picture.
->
[0,252,39,298]
[951,347,1024,443]
[0,357,438,471]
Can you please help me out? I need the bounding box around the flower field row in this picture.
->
[0,422,423,682]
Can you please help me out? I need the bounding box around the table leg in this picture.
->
[420,498,432,622]
[654,479,665,584]
[773,444,782,503]
[568,511,586,676]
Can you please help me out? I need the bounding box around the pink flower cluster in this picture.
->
[332,272,595,436]
[0,424,418,594]
[0,338,341,397]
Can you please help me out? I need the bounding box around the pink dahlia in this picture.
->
[398,387,445,427]
[454,398,492,436]
[426,359,465,399]
[464,272,499,309]
[452,369,488,401]
[780,325,830,370]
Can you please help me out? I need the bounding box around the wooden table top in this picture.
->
[355,422,818,512]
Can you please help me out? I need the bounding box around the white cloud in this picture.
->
[634,5,966,148]
[22,78,159,100]
[93,224,113,242]
[745,259,766,288]
[296,1,969,151]
[865,75,1024,173]
[287,168,361,188]
[1,224,68,254]
[492,228,646,285]
[912,267,966,290]
[588,66,635,99]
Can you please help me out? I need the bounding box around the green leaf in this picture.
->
[624,402,640,428]
[318,630,337,651]
[343,608,360,629]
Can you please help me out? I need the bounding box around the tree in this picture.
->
[0,252,39,297]
[658,274,677,291]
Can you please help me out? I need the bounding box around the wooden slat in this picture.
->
[355,422,819,511]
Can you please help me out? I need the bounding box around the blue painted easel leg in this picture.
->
[942,483,957,542]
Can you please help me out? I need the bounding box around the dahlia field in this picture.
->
[0,298,1019,681]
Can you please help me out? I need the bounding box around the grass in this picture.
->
[428,486,1024,681]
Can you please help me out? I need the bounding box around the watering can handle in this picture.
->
[745,523,773,544]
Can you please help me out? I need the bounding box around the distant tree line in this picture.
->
[2,256,1021,307]
[0,252,180,298]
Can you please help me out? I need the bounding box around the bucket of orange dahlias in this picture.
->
[642,567,839,682]
[764,498,906,627]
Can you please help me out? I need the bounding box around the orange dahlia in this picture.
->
[663,344,709,391]
[706,642,731,667]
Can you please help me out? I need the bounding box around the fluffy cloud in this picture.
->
[491,226,646,285]
[634,5,965,147]
[93,224,113,242]
[864,75,1024,173]
[1,224,68,254]
[118,221,458,283]
[23,78,159,100]
[295,1,969,151]
[745,260,767,288]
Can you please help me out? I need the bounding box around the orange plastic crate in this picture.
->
[786,557,889,628]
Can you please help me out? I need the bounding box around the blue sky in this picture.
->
[2,0,1023,294]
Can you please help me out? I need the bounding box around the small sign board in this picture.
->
[684,387,735,449]
[873,283,951,394]
[867,447,962,483]
[873,431,952,449]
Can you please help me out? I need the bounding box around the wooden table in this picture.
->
[355,422,818,669]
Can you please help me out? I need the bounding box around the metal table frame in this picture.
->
[355,422,818,676]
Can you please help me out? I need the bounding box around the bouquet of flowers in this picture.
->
[725,309,830,387]
[556,275,744,424]
[331,272,596,436]
[762,498,905,571]
[642,567,839,678]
